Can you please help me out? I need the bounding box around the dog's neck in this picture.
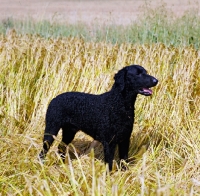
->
[122,89,137,110]
[111,84,137,110]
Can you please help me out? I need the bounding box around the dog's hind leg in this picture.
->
[58,124,78,161]
[39,121,61,162]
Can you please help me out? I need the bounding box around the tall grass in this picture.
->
[1,4,200,48]
[0,30,199,195]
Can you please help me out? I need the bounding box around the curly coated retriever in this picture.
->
[39,65,158,170]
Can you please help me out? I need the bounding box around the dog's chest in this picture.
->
[111,106,134,127]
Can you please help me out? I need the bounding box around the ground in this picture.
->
[0,0,199,25]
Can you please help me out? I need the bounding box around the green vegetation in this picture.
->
[1,5,200,48]
[0,4,200,196]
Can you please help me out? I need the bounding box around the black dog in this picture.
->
[39,65,158,170]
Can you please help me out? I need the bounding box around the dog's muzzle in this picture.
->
[138,78,158,96]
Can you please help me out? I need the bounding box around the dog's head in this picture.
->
[114,65,158,96]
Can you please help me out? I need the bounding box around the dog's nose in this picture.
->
[153,78,158,85]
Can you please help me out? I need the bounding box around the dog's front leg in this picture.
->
[118,137,131,170]
[118,137,130,161]
[103,142,116,171]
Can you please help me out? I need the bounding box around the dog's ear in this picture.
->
[114,67,127,91]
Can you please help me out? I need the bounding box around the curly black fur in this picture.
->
[39,65,158,170]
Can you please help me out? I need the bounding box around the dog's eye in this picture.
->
[136,71,142,75]
[137,70,147,75]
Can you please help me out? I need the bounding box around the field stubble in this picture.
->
[0,31,200,195]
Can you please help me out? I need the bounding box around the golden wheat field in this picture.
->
[0,30,200,195]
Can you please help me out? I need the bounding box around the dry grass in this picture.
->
[0,30,200,195]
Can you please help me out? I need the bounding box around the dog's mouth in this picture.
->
[138,88,153,96]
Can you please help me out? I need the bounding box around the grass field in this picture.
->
[1,4,200,48]
[0,3,200,196]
